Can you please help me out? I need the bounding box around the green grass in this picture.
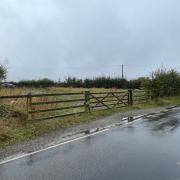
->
[0,106,135,148]
[0,92,180,149]
[135,95,180,109]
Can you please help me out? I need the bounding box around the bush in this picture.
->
[18,78,55,88]
[145,68,180,97]
[0,104,11,117]
[62,76,129,89]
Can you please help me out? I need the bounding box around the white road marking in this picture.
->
[0,114,147,166]
[0,129,109,165]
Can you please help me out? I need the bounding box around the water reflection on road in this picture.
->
[0,107,180,180]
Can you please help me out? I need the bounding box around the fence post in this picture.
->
[84,91,90,112]
[128,89,133,106]
[27,93,32,120]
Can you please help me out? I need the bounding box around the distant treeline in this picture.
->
[8,68,180,97]
[13,77,145,89]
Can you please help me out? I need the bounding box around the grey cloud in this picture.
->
[0,0,179,81]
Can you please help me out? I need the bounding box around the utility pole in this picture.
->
[121,64,124,79]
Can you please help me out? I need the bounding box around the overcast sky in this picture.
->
[0,0,180,81]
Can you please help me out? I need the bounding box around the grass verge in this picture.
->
[0,95,180,149]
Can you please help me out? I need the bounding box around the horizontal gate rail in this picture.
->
[30,105,85,114]
[91,103,127,109]
[33,111,85,121]
[30,92,84,97]
[0,95,28,99]
[90,91,127,95]
[133,98,148,102]
[90,98,128,104]
[31,98,85,105]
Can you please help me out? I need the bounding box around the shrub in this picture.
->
[0,104,11,117]
[145,68,180,97]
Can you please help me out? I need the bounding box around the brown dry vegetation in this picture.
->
[0,87,125,114]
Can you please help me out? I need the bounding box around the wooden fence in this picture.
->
[0,89,149,121]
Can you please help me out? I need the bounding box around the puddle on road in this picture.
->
[142,108,180,133]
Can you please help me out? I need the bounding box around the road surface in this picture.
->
[0,107,180,180]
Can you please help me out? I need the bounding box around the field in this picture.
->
[0,87,180,148]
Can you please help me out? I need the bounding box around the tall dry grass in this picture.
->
[0,87,45,113]
[0,87,125,115]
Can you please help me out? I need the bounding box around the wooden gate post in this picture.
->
[128,89,133,106]
[84,91,90,112]
[27,93,32,120]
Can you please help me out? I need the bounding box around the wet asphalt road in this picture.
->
[0,108,180,180]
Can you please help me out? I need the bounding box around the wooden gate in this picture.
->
[87,91,130,111]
